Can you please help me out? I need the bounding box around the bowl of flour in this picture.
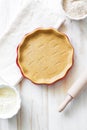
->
[0,85,21,119]
[61,0,87,20]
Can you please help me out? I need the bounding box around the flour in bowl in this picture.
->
[0,84,21,119]
[0,87,18,118]
[63,0,87,19]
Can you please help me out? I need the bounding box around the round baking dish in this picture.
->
[17,28,74,84]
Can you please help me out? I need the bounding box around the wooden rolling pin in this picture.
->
[58,71,87,112]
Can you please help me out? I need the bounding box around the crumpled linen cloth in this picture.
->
[0,0,65,86]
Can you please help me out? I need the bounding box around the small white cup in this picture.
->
[0,84,21,119]
[60,0,87,20]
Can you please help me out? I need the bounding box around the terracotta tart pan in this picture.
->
[16,28,74,85]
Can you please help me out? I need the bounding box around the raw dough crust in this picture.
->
[17,28,73,84]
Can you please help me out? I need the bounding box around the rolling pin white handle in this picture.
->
[58,72,87,112]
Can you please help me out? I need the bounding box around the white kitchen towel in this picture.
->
[0,0,65,86]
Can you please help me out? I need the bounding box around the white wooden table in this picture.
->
[0,0,87,130]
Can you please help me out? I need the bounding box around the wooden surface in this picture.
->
[0,0,87,130]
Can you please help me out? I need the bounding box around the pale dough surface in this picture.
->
[18,29,73,84]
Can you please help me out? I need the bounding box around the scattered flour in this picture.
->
[63,0,87,19]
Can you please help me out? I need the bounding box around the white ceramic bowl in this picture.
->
[61,0,87,20]
[0,84,21,119]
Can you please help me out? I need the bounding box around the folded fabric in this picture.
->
[0,0,65,86]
